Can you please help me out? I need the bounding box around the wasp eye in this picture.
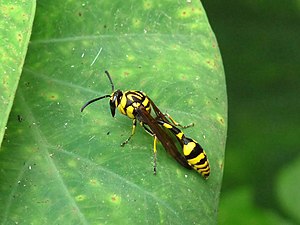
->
[109,90,122,117]
[109,95,117,117]
[110,101,116,117]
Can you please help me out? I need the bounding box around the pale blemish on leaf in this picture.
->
[110,193,121,204]
[75,194,87,202]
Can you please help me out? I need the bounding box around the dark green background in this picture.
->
[202,1,300,224]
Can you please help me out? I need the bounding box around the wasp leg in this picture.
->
[121,119,137,147]
[141,122,154,136]
[141,123,157,175]
[164,113,194,128]
[153,135,157,175]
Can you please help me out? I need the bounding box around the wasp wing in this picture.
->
[148,97,171,123]
[148,97,185,148]
[136,106,191,169]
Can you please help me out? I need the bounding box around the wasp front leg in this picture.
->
[121,119,137,147]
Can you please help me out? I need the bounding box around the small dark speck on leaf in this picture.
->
[107,131,110,135]
[18,33,22,42]
[17,115,23,122]
[104,24,107,29]
[78,12,82,16]
[37,199,50,204]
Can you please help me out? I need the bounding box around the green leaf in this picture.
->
[0,0,36,146]
[276,156,300,224]
[0,1,227,224]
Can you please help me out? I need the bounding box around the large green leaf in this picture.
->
[0,1,36,146]
[0,1,227,224]
[276,156,300,224]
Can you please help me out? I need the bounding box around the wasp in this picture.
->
[81,71,210,178]
[156,120,210,179]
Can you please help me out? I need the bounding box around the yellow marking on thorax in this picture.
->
[126,106,135,119]
[119,93,127,114]
[142,97,149,108]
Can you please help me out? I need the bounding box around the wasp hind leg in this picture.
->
[121,119,137,147]
[153,136,158,175]
[140,123,157,175]
[165,113,194,129]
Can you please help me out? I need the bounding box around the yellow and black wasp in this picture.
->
[148,101,210,178]
[81,71,210,178]
[156,120,210,179]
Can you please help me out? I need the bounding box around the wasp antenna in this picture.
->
[80,95,111,112]
[105,70,115,92]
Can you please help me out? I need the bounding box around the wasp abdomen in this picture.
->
[158,120,210,179]
[182,137,210,179]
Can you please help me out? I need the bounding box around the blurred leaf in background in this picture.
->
[0,0,227,224]
[202,0,300,224]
